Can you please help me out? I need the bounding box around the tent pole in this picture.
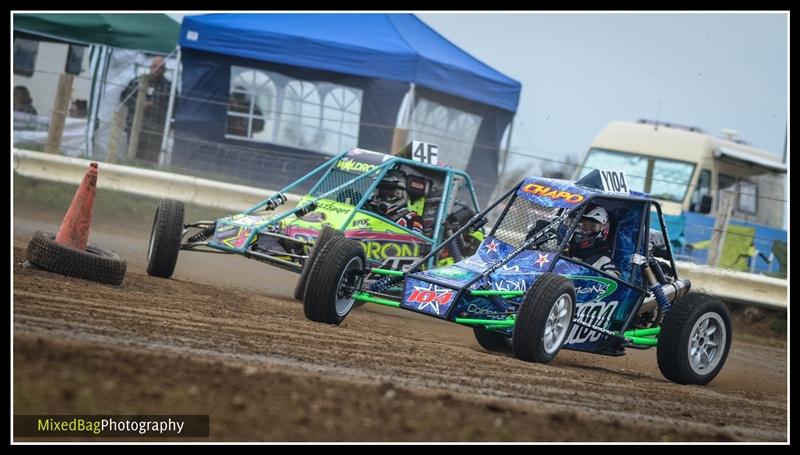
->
[391,84,415,153]
[86,44,99,157]
[160,47,180,166]
[403,83,415,128]
[86,45,110,157]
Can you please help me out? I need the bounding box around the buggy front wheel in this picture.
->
[303,237,365,325]
[512,273,575,363]
[146,199,184,278]
[293,225,344,301]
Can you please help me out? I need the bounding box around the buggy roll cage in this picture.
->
[182,148,481,270]
[360,177,684,349]
[405,177,676,286]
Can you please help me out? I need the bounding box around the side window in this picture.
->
[408,98,482,171]
[737,180,758,214]
[226,65,363,154]
[690,169,711,212]
[65,44,85,75]
[14,38,38,77]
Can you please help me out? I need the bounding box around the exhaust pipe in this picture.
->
[638,279,691,314]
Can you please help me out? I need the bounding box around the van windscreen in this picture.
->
[577,148,695,203]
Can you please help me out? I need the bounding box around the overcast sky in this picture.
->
[170,12,788,174]
[416,12,788,172]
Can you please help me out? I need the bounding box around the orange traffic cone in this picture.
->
[55,162,98,251]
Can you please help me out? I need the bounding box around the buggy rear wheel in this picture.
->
[146,199,184,278]
[473,327,513,354]
[512,273,575,363]
[657,293,731,385]
[303,236,365,325]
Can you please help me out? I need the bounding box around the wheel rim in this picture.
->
[687,312,727,375]
[543,293,573,354]
[335,256,363,317]
[147,209,158,262]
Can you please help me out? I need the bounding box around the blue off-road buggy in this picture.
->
[146,142,483,301]
[301,169,732,385]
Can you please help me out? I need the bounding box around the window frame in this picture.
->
[690,168,712,212]
[578,148,697,203]
[408,97,483,171]
[225,65,363,155]
[14,38,39,77]
[736,179,758,215]
[65,44,85,75]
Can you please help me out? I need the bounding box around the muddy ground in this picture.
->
[12,185,787,442]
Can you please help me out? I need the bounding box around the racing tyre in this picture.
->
[473,327,513,354]
[657,293,731,385]
[512,273,575,363]
[293,225,345,301]
[303,237,365,325]
[146,199,184,278]
[26,231,127,286]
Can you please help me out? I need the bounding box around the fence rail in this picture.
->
[13,148,300,212]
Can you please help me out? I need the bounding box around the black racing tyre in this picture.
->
[146,199,184,278]
[512,273,576,363]
[26,231,127,286]
[293,225,345,301]
[303,236,365,325]
[657,293,732,385]
[473,327,513,354]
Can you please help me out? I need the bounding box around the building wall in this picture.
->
[14,40,92,116]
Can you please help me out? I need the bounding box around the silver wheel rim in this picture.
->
[543,293,572,354]
[688,312,727,375]
[335,256,363,317]
[147,212,157,262]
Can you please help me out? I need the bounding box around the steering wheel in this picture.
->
[525,220,562,248]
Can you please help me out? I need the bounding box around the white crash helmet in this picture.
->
[570,205,611,250]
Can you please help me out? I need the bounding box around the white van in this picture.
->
[575,120,786,229]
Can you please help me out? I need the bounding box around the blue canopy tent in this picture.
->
[174,13,521,201]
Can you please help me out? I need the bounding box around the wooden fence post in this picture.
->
[391,128,409,154]
[106,108,125,163]
[126,74,150,161]
[707,186,737,267]
[44,74,74,154]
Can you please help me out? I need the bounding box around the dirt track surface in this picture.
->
[12,216,787,442]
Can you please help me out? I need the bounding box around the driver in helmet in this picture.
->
[567,204,620,278]
[367,168,424,233]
